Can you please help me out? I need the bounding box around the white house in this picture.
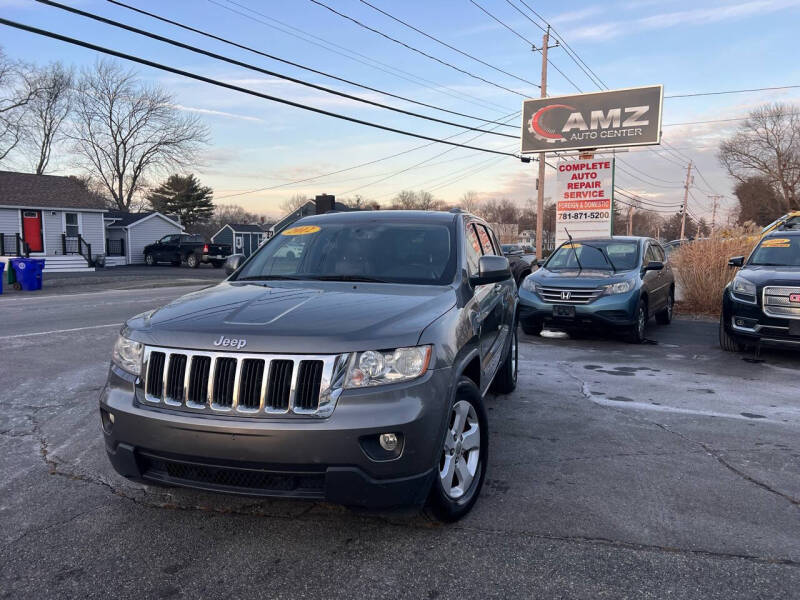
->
[0,170,107,272]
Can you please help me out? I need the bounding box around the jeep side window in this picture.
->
[474,224,497,256]
[465,223,482,275]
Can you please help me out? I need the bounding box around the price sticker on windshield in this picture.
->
[762,238,791,248]
[282,225,320,236]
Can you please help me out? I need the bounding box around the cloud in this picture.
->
[172,104,265,123]
[568,0,800,40]
[550,7,604,25]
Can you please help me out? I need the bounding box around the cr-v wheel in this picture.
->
[426,377,488,522]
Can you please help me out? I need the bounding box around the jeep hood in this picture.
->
[125,281,457,353]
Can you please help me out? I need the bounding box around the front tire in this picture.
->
[144,253,155,266]
[719,313,743,352]
[426,377,488,523]
[628,297,648,344]
[491,326,517,394]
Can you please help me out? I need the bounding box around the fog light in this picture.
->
[100,408,114,434]
[379,433,399,451]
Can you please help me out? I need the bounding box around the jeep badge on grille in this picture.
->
[213,335,247,350]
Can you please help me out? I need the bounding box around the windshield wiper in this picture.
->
[564,228,583,274]
[580,242,617,272]
[308,275,391,283]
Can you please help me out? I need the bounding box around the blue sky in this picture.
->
[2,0,799,220]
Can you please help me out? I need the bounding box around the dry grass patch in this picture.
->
[672,228,760,316]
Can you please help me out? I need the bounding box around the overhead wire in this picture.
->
[0,18,522,158]
[307,0,533,97]
[105,0,518,129]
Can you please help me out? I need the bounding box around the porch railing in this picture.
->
[0,232,25,257]
[62,233,93,266]
[106,237,125,256]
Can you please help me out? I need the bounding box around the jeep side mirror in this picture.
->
[224,253,245,276]
[728,256,744,267]
[536,259,546,267]
[470,255,511,286]
[644,261,664,272]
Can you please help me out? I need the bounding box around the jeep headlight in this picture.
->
[602,279,635,295]
[345,345,432,388]
[732,275,757,303]
[112,334,143,376]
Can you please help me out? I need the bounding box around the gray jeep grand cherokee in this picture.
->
[100,210,518,521]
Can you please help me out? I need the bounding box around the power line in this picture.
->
[218,111,521,199]
[512,0,608,89]
[307,0,533,97]
[213,0,509,113]
[0,18,522,158]
[468,0,536,47]
[106,0,518,129]
[615,163,685,190]
[665,84,800,98]
[356,0,539,90]
[42,0,519,139]
[469,0,583,92]
[615,158,683,185]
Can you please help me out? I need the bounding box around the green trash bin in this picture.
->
[0,257,15,286]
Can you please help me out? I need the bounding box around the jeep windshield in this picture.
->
[233,221,456,285]
[749,236,800,266]
[545,240,639,271]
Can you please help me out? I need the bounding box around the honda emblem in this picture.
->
[561,290,572,301]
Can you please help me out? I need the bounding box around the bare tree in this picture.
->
[391,189,441,210]
[69,60,208,211]
[718,103,800,211]
[458,190,482,213]
[192,203,261,239]
[0,49,39,163]
[481,198,519,224]
[733,176,784,226]
[280,193,309,214]
[25,62,73,174]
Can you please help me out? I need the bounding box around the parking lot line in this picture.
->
[0,322,120,340]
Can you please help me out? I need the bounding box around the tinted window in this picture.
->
[465,223,481,274]
[546,240,640,271]
[475,224,497,256]
[749,237,800,267]
[235,221,457,285]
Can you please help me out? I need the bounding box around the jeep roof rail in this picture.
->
[448,207,465,214]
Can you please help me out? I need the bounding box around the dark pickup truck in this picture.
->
[143,234,231,268]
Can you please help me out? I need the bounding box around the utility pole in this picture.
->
[708,195,723,234]
[534,25,550,260]
[627,204,635,235]
[679,160,693,240]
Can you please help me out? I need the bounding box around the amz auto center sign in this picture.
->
[554,159,614,247]
[521,85,663,153]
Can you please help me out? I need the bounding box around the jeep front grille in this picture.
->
[142,346,349,418]
[538,286,603,304]
[763,286,800,320]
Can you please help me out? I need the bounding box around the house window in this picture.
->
[65,213,79,238]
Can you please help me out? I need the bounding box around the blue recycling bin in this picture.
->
[10,257,44,291]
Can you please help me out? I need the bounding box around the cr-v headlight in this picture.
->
[521,277,538,292]
[345,345,432,388]
[112,334,143,376]
[602,279,635,295]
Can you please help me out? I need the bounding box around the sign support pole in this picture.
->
[535,25,549,260]
[680,160,693,240]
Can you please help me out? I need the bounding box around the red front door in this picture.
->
[22,210,43,252]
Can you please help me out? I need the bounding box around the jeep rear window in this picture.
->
[234,222,456,285]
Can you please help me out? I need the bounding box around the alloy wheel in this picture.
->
[439,400,481,499]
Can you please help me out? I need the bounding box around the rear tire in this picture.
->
[491,326,517,394]
[426,377,488,523]
[186,254,199,269]
[628,297,648,344]
[719,313,743,352]
[655,290,674,325]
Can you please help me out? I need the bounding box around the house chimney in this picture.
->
[315,193,335,215]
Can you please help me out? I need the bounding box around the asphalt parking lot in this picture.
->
[1,285,799,599]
